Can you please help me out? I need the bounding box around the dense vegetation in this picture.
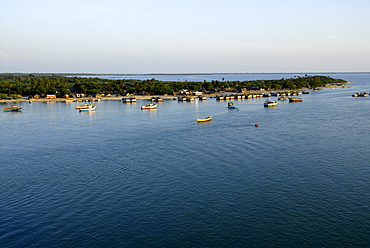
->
[0,74,347,99]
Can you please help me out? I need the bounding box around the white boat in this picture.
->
[141,103,158,110]
[79,105,96,111]
[76,104,96,111]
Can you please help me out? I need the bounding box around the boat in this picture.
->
[289,97,303,102]
[278,97,287,101]
[141,103,158,110]
[178,97,188,101]
[4,105,22,112]
[79,105,96,111]
[352,92,368,97]
[228,102,236,109]
[76,104,96,111]
[264,100,277,107]
[197,116,212,122]
[122,97,131,103]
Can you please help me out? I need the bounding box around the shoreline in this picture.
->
[0,84,350,103]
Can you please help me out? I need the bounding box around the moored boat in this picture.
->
[228,102,236,109]
[141,103,158,110]
[264,100,277,107]
[352,92,368,97]
[79,105,96,111]
[76,104,96,111]
[289,97,303,102]
[197,116,212,122]
[4,105,22,112]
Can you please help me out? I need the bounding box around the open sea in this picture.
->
[1,73,370,247]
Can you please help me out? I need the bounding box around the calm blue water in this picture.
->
[1,73,370,247]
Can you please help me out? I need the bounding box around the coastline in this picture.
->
[0,83,350,103]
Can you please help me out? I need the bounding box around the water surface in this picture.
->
[1,73,370,247]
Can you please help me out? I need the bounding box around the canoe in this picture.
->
[197,116,212,122]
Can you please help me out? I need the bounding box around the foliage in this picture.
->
[0,74,347,97]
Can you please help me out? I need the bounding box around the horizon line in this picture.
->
[1,71,370,75]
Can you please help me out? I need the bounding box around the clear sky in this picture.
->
[1,0,370,73]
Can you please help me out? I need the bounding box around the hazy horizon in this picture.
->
[1,0,370,73]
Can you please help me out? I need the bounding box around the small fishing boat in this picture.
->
[76,104,96,111]
[352,92,368,97]
[278,97,287,101]
[228,102,236,109]
[264,100,277,107]
[79,104,96,111]
[197,116,212,122]
[141,103,158,110]
[289,97,303,102]
[4,105,22,112]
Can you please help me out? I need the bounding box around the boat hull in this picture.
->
[289,97,303,102]
[141,104,158,110]
[4,106,22,112]
[197,116,212,122]
[79,106,96,111]
[4,108,22,112]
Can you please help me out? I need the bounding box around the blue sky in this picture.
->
[1,0,369,73]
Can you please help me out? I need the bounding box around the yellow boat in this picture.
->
[197,116,212,122]
[264,100,277,107]
[289,97,303,102]
[76,104,96,111]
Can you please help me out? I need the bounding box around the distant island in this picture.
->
[0,74,347,100]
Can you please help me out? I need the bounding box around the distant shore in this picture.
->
[0,83,350,103]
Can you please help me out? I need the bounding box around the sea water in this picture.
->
[1,73,370,247]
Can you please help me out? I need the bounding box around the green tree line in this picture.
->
[0,74,347,98]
